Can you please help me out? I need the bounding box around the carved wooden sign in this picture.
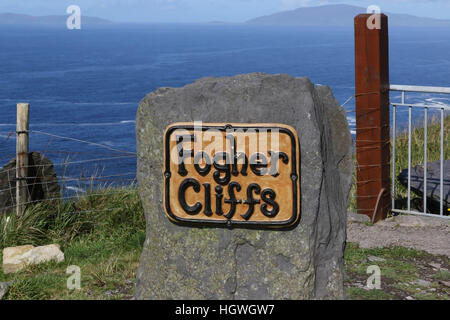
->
[163,123,300,228]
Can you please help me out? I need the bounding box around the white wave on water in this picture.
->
[346,115,356,136]
[64,186,86,193]
[347,115,356,124]
[98,141,115,147]
[78,120,135,126]
[424,97,450,109]
[71,102,136,106]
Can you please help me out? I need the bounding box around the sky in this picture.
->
[1,0,450,23]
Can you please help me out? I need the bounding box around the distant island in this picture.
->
[246,4,450,27]
[0,13,111,26]
[2,5,450,27]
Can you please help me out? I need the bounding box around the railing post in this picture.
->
[354,14,391,222]
[16,102,30,217]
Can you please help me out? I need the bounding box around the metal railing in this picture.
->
[390,85,450,219]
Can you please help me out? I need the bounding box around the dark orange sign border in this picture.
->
[163,123,301,229]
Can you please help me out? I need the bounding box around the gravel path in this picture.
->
[347,212,450,257]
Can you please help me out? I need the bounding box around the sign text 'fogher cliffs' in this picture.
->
[163,122,300,228]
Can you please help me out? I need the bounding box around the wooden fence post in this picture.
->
[16,103,30,216]
[354,14,391,222]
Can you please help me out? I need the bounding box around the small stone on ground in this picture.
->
[3,244,64,274]
[429,262,442,269]
[0,282,12,300]
[415,279,431,288]
[368,256,386,262]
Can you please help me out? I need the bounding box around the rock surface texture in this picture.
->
[3,244,64,274]
[0,282,12,300]
[135,73,353,299]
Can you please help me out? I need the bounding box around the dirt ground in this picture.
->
[347,212,450,257]
[346,211,449,300]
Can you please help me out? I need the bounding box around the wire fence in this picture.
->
[2,91,447,219]
[0,127,138,216]
[346,90,450,219]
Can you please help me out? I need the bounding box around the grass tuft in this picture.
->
[0,186,145,300]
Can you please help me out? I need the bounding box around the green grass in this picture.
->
[1,188,448,300]
[434,270,450,282]
[345,242,426,283]
[349,115,450,212]
[0,187,145,300]
[344,242,449,300]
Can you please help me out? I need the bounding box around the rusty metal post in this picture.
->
[354,14,391,222]
[16,103,30,216]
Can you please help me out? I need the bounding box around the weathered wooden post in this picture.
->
[354,14,391,222]
[16,103,30,216]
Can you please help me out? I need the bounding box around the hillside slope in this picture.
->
[247,4,450,27]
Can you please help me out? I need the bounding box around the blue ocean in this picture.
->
[0,24,449,191]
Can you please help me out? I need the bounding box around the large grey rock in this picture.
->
[0,152,60,215]
[135,73,353,299]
